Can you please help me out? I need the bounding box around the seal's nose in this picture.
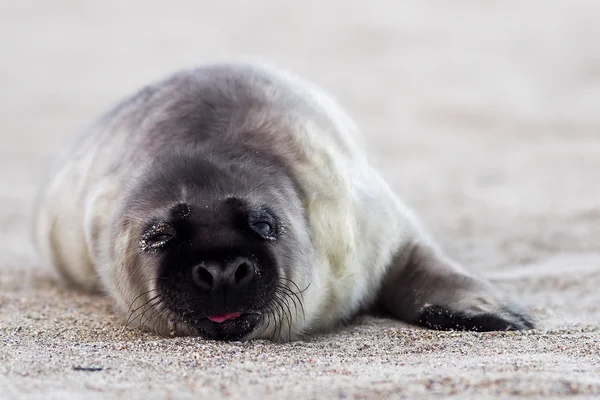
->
[192,257,255,291]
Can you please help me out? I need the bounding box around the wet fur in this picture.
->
[32,60,535,341]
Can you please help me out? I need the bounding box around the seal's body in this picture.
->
[33,61,534,341]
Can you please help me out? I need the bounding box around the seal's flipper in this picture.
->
[377,243,536,331]
[418,303,535,331]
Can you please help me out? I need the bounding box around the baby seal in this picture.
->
[32,60,535,341]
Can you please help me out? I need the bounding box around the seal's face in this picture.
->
[116,150,313,341]
[139,197,283,340]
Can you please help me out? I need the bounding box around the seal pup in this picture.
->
[32,60,535,341]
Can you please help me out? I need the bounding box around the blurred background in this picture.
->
[2,3,600,396]
[1,0,599,287]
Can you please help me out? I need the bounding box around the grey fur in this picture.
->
[32,60,535,341]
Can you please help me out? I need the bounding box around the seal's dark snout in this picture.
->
[192,257,255,292]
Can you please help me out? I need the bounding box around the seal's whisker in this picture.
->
[124,294,160,330]
[254,303,275,339]
[156,308,174,336]
[276,282,305,324]
[280,277,310,295]
[147,300,170,335]
[140,297,167,333]
[124,292,161,328]
[281,295,294,342]
[274,294,289,342]
[125,287,158,314]
[272,288,292,341]
[123,277,170,323]
[267,298,282,342]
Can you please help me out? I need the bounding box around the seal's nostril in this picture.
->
[234,262,250,284]
[192,265,215,290]
[193,259,253,290]
[230,258,254,286]
[197,267,214,286]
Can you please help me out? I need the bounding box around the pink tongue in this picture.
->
[207,312,241,323]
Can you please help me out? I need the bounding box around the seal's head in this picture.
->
[112,148,313,341]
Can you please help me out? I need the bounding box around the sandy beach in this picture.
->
[1,1,599,398]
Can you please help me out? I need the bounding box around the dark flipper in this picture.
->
[418,304,536,332]
[378,242,536,332]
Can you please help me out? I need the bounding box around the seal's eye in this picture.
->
[252,221,272,235]
[152,234,174,242]
[140,222,176,252]
[249,208,278,240]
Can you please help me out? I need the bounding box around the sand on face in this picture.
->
[1,1,600,398]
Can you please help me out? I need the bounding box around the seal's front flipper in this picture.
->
[377,243,535,331]
[418,303,535,331]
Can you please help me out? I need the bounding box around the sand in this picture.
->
[1,0,599,398]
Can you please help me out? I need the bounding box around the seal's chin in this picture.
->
[193,312,262,341]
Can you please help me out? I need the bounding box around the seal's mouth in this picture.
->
[194,312,261,341]
[207,312,241,323]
